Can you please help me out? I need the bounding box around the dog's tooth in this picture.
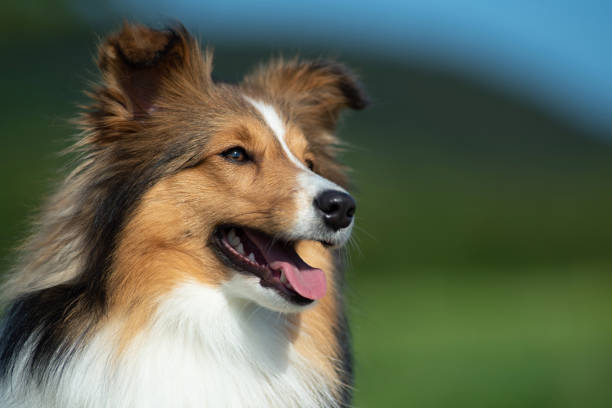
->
[248,253,255,262]
[280,271,288,285]
[236,243,245,255]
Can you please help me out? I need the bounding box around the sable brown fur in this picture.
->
[0,22,367,406]
[243,58,367,187]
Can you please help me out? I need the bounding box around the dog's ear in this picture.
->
[97,23,212,118]
[243,59,368,129]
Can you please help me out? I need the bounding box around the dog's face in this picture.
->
[97,25,367,313]
[160,95,356,312]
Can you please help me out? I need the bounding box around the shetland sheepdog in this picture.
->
[0,23,366,407]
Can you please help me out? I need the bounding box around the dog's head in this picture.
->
[92,24,367,313]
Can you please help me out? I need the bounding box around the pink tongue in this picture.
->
[243,230,327,300]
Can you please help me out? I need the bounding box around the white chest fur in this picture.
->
[4,281,337,408]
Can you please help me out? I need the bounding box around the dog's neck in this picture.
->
[12,281,340,408]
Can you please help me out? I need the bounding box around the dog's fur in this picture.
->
[0,23,367,407]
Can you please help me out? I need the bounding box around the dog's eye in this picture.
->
[221,147,250,163]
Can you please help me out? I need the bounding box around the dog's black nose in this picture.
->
[314,190,356,231]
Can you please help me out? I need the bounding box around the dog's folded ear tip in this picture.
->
[93,23,212,118]
[100,23,182,69]
[340,79,369,111]
[312,60,369,111]
[243,58,368,128]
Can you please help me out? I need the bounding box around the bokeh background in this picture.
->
[2,1,612,407]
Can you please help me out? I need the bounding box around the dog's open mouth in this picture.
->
[213,226,327,304]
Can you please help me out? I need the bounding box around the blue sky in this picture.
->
[97,0,612,135]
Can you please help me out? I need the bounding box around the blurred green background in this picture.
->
[1,2,612,407]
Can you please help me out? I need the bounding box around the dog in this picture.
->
[0,23,367,407]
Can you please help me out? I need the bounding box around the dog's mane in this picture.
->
[0,26,214,381]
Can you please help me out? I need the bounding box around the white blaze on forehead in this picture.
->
[243,96,309,171]
[243,95,352,246]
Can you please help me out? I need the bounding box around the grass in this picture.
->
[350,267,612,407]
